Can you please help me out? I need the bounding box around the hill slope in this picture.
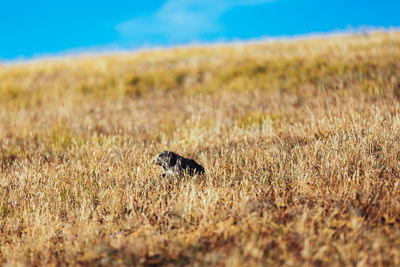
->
[1,32,400,266]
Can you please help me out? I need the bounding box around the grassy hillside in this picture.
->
[1,32,400,266]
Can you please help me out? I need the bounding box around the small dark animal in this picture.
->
[153,151,205,177]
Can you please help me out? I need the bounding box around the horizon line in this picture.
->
[2,27,399,65]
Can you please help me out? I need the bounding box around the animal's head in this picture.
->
[153,151,177,167]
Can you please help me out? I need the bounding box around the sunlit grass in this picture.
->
[0,32,400,266]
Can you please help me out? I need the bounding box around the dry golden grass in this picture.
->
[1,32,400,266]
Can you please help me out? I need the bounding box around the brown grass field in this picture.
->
[1,32,400,266]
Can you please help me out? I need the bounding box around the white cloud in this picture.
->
[116,0,272,44]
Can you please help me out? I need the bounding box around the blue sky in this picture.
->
[1,0,399,61]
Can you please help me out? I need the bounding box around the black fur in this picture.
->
[154,151,205,177]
